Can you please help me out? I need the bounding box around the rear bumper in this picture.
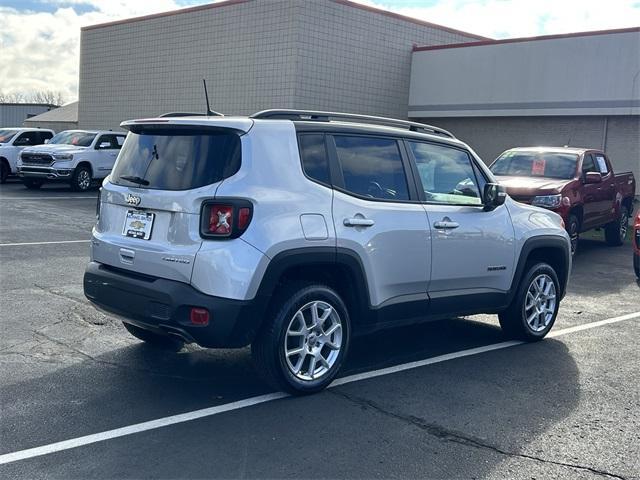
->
[83,261,264,348]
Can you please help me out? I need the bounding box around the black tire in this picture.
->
[71,165,92,192]
[634,253,640,279]
[567,214,579,256]
[251,282,351,394]
[22,178,44,189]
[0,161,9,184]
[499,262,560,341]
[604,207,629,246]
[122,322,184,352]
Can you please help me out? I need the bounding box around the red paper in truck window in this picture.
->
[531,158,546,176]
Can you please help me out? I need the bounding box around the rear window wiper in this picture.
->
[119,175,150,186]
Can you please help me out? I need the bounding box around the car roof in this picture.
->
[505,146,601,155]
[58,129,124,135]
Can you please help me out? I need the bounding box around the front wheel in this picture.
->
[71,166,92,192]
[604,208,629,246]
[0,161,9,184]
[252,283,351,394]
[499,262,560,341]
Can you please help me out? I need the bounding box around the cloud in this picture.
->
[0,1,193,103]
[1,0,638,103]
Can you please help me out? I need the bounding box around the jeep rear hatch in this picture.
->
[92,122,245,283]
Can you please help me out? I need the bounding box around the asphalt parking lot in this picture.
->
[0,179,638,480]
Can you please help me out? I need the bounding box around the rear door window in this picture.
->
[333,135,409,201]
[111,128,241,191]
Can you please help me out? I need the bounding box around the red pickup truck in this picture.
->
[490,147,636,255]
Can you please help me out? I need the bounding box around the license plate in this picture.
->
[122,210,155,240]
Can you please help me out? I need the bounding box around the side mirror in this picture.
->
[44,139,49,144]
[584,172,602,184]
[483,183,507,211]
[97,142,110,149]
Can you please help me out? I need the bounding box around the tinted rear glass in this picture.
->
[111,129,241,191]
[491,151,578,179]
[0,130,18,143]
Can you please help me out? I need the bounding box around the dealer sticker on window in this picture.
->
[123,210,155,240]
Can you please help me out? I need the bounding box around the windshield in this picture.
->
[111,128,241,191]
[0,130,18,144]
[49,131,96,147]
[491,151,578,180]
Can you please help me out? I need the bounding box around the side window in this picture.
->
[334,136,409,201]
[14,133,38,146]
[595,154,609,175]
[115,135,126,149]
[298,134,330,185]
[96,135,117,150]
[39,131,53,143]
[582,154,598,174]
[408,141,482,206]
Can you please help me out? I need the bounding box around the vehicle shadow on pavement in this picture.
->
[0,316,580,480]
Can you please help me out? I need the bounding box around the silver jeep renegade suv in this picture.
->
[84,109,571,394]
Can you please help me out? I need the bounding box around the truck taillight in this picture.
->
[200,200,253,239]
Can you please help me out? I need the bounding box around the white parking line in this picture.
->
[0,196,97,200]
[0,311,637,466]
[0,240,90,247]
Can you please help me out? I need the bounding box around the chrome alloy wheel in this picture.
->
[619,210,629,241]
[524,274,557,332]
[284,300,343,381]
[77,169,91,190]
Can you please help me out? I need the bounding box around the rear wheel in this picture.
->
[122,322,184,351]
[71,165,92,192]
[567,214,579,256]
[0,161,9,184]
[22,179,44,189]
[499,262,560,341]
[605,207,629,246]
[252,283,351,394]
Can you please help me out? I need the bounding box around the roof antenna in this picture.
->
[202,79,223,117]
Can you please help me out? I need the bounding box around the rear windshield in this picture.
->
[491,151,578,179]
[111,128,241,191]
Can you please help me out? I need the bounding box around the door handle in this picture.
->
[344,217,375,227]
[433,221,459,230]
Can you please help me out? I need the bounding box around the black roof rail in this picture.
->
[159,111,224,118]
[250,109,455,138]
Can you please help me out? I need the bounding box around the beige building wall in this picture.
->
[78,0,481,130]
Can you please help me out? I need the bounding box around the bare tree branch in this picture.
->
[0,90,66,106]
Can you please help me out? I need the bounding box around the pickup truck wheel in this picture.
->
[499,262,560,341]
[122,322,184,352]
[251,283,351,394]
[71,166,92,192]
[567,214,579,256]
[604,208,629,246]
[22,179,43,189]
[0,161,8,184]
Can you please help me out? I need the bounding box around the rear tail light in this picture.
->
[200,200,253,239]
[190,307,209,326]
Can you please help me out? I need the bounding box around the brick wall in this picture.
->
[78,0,479,130]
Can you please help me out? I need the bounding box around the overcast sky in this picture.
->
[1,0,639,103]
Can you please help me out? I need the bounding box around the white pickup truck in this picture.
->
[0,128,55,183]
[17,130,126,191]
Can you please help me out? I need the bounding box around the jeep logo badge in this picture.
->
[126,193,141,206]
